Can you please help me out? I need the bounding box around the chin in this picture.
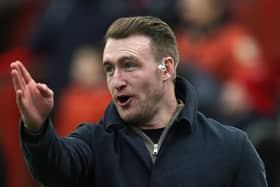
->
[117,106,147,125]
[120,112,140,125]
[120,113,134,123]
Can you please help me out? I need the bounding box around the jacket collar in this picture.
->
[103,76,197,132]
[174,76,198,132]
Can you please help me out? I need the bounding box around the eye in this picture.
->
[124,62,137,71]
[104,65,115,76]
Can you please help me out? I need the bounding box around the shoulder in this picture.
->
[194,113,262,170]
[196,114,267,185]
[196,112,248,149]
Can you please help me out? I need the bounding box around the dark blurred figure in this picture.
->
[123,0,176,24]
[174,0,277,129]
[0,0,46,186]
[28,0,127,107]
[55,46,111,136]
[257,117,280,187]
[0,0,26,52]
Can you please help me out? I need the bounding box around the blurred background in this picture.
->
[0,0,279,186]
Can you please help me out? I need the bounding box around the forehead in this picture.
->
[103,35,154,63]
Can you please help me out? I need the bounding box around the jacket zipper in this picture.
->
[131,103,183,164]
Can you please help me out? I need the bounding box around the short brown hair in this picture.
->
[105,16,179,71]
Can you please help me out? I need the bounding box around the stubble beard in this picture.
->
[119,91,163,127]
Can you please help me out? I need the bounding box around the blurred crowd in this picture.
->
[0,0,279,186]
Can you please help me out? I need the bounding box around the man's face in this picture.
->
[103,35,165,125]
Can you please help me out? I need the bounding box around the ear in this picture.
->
[160,57,175,81]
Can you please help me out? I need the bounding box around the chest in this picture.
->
[93,130,237,187]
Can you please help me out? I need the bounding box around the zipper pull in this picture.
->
[153,144,159,156]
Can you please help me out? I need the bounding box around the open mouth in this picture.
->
[116,95,132,106]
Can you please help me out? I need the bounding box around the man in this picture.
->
[11,16,267,187]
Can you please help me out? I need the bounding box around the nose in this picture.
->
[110,69,127,91]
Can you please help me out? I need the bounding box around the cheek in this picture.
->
[106,80,113,94]
[138,78,160,97]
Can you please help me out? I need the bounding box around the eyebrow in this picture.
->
[103,55,138,66]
